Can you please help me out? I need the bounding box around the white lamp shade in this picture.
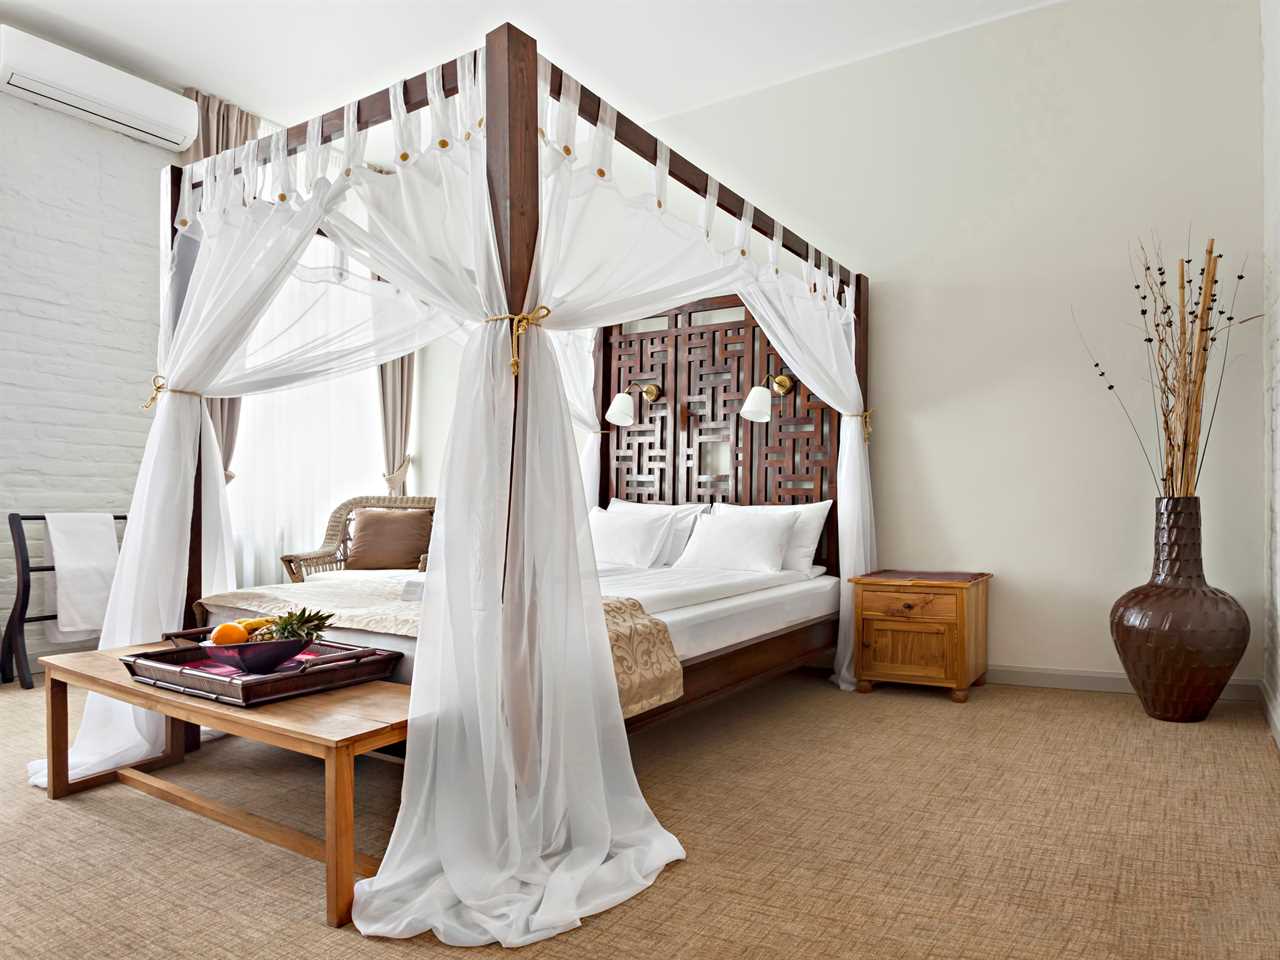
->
[739,385,773,423]
[605,391,636,427]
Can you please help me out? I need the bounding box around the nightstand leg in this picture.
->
[856,680,874,694]
[950,688,970,704]
[972,673,987,687]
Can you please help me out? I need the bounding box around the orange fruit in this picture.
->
[210,622,249,646]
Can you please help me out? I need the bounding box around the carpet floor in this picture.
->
[3,671,1279,959]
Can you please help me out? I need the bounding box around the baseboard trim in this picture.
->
[986,665,1262,703]
[1263,681,1280,746]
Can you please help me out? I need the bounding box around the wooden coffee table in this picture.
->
[41,643,410,927]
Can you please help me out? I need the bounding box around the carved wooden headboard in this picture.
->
[596,294,842,570]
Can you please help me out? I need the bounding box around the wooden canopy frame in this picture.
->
[169,22,870,726]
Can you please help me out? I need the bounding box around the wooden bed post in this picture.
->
[487,23,539,592]
[169,161,203,752]
[486,23,539,310]
[853,273,869,412]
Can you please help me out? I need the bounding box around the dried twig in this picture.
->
[1072,309,1161,492]
[1101,235,1247,497]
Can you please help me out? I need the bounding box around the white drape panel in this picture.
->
[227,238,387,586]
[737,271,876,689]
[530,62,876,687]
[29,118,453,788]
[27,168,339,787]
[330,55,683,947]
[548,328,601,504]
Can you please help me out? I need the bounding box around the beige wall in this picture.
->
[1263,0,1280,734]
[653,0,1266,680]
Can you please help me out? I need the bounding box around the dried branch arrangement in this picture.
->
[1079,236,1259,496]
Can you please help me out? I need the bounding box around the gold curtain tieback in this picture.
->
[487,305,551,376]
[142,375,202,410]
[854,408,874,444]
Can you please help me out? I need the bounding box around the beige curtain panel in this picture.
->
[378,353,415,495]
[180,87,261,483]
[205,398,240,483]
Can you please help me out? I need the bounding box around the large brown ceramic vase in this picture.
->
[1110,497,1249,722]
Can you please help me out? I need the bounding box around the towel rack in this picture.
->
[2,513,126,689]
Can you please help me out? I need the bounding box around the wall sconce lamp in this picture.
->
[605,382,663,427]
[740,373,795,423]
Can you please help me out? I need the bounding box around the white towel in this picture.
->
[44,513,119,643]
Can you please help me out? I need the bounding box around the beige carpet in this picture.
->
[3,672,1279,960]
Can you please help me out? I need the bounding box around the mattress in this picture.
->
[202,568,840,684]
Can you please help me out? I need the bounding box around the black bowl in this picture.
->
[203,636,313,674]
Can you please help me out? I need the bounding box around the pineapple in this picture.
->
[250,607,335,644]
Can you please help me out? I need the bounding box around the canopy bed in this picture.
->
[29,23,874,948]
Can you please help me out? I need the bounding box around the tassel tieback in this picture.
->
[487,305,551,376]
[142,375,202,410]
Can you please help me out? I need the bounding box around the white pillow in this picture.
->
[672,511,798,574]
[608,498,711,565]
[589,506,674,568]
[711,501,833,572]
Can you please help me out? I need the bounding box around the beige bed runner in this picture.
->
[601,596,683,718]
[198,579,683,718]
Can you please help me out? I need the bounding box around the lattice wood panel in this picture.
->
[677,318,751,504]
[608,328,676,502]
[752,335,838,506]
[601,294,843,569]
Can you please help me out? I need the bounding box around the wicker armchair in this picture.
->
[280,495,437,583]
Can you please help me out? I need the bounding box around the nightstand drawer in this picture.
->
[860,590,956,621]
[859,619,953,682]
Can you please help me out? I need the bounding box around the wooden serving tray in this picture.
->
[120,629,403,707]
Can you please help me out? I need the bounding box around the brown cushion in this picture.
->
[344,508,432,570]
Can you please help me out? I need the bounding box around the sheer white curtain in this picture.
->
[29,117,450,788]
[532,68,875,690]
[316,56,684,947]
[738,248,875,689]
[227,238,386,586]
[548,328,601,504]
[345,60,875,944]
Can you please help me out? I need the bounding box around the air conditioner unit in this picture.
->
[0,25,197,151]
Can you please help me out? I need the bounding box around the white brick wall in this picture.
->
[1264,0,1280,743]
[0,94,168,668]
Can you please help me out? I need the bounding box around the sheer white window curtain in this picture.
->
[227,238,386,586]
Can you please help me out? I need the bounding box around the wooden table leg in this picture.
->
[325,745,355,927]
[163,715,188,765]
[45,672,69,799]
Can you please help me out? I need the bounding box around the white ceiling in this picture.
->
[0,0,1059,126]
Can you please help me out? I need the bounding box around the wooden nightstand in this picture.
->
[851,570,992,702]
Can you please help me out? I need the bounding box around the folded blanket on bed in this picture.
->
[197,576,683,718]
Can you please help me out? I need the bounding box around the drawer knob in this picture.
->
[902,601,914,610]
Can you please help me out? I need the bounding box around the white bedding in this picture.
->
[595,563,810,613]
[202,566,839,684]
